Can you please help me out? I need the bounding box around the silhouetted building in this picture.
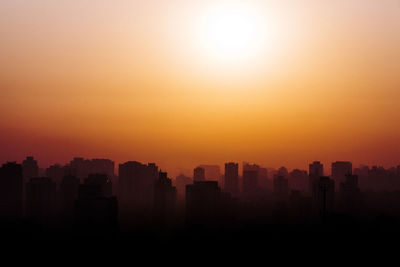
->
[22,156,39,182]
[118,161,158,215]
[67,157,87,180]
[354,165,370,190]
[26,177,57,225]
[193,166,206,182]
[242,163,259,199]
[289,191,313,223]
[46,164,66,187]
[258,167,271,190]
[224,162,239,196]
[289,169,308,192]
[311,176,335,220]
[0,162,23,221]
[273,175,289,201]
[309,161,323,193]
[90,159,115,178]
[66,157,114,182]
[199,165,221,184]
[186,181,234,225]
[277,167,289,177]
[339,174,361,213]
[22,156,39,214]
[154,171,177,224]
[59,175,80,223]
[75,176,118,234]
[174,174,192,199]
[309,161,324,177]
[332,161,352,191]
[85,174,112,197]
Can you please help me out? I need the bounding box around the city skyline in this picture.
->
[2,155,400,178]
[1,0,400,248]
[1,154,400,246]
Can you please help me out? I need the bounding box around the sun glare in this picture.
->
[195,2,268,65]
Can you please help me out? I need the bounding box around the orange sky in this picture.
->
[1,0,400,176]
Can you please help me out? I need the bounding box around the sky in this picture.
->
[1,0,400,176]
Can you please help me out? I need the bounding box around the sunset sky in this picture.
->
[1,0,400,175]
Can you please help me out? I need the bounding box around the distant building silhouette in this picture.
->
[75,174,117,234]
[224,162,239,196]
[85,174,112,197]
[242,163,259,199]
[311,176,335,220]
[193,166,206,182]
[332,161,352,191]
[186,181,235,225]
[277,166,289,177]
[118,161,158,217]
[174,174,192,200]
[22,156,39,214]
[309,161,323,193]
[289,190,313,223]
[273,175,289,201]
[289,169,308,192]
[26,177,57,225]
[154,171,177,224]
[0,162,23,221]
[309,161,324,177]
[46,164,66,187]
[339,174,361,213]
[258,167,271,191]
[59,175,80,223]
[22,156,39,181]
[66,157,114,182]
[199,165,221,182]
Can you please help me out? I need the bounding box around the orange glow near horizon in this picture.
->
[1,0,400,176]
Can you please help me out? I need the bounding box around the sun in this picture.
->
[195,2,268,65]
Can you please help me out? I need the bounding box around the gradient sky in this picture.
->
[1,0,400,176]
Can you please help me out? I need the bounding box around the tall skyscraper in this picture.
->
[193,166,206,182]
[224,162,239,196]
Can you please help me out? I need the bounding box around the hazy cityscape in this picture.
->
[2,156,400,246]
[2,0,400,258]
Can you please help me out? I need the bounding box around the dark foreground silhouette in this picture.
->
[1,157,400,256]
